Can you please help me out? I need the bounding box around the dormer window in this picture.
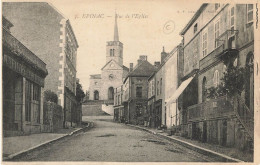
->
[194,23,198,34]
[215,3,220,12]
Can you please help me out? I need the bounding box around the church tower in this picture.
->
[106,13,123,66]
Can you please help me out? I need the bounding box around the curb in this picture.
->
[127,124,243,162]
[4,122,92,161]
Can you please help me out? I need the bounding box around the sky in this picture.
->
[50,0,201,91]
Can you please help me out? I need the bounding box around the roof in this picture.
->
[90,74,101,79]
[180,4,208,35]
[101,59,124,70]
[123,65,129,72]
[126,60,157,78]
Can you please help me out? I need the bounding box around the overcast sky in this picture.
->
[50,0,201,91]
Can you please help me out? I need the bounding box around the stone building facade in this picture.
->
[2,16,48,136]
[3,2,80,127]
[113,85,124,122]
[123,57,157,124]
[87,14,129,115]
[180,3,254,149]
[164,44,183,129]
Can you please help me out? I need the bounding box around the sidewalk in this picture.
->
[3,124,89,161]
[127,124,252,162]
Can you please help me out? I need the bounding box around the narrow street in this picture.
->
[11,116,216,162]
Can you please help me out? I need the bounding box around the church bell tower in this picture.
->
[106,13,123,66]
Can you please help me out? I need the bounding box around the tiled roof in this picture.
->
[127,60,157,77]
[123,65,129,71]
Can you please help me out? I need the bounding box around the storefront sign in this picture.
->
[3,54,44,86]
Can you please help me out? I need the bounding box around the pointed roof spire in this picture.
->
[163,46,165,52]
[114,11,119,41]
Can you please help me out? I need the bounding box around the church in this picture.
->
[87,14,129,114]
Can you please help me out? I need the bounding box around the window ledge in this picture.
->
[246,22,253,28]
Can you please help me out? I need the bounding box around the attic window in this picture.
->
[215,3,220,11]
[194,23,198,34]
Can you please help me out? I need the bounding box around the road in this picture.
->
[12,116,214,162]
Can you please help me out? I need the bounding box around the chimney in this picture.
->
[154,61,160,68]
[129,63,133,71]
[161,46,168,63]
[137,55,148,65]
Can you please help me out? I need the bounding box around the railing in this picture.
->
[104,99,114,105]
[2,28,47,73]
[188,96,234,121]
[216,29,239,50]
[233,94,254,139]
[188,94,254,140]
[200,29,239,71]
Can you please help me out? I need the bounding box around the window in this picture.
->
[94,90,99,100]
[233,58,238,67]
[112,49,115,56]
[215,3,220,11]
[202,31,208,57]
[223,65,227,73]
[152,80,155,96]
[25,80,32,122]
[157,81,159,95]
[213,70,220,87]
[202,77,207,102]
[108,87,114,100]
[136,87,142,98]
[194,23,198,34]
[33,84,40,101]
[160,78,162,94]
[230,6,235,36]
[120,50,122,57]
[110,49,113,56]
[247,4,253,23]
[215,20,220,48]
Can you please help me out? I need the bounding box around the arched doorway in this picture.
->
[202,77,207,102]
[94,90,99,100]
[108,87,114,100]
[245,53,254,111]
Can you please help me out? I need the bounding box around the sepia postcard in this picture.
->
[1,0,260,164]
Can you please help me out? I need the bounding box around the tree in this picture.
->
[44,90,58,104]
[84,90,90,101]
[207,65,246,99]
[76,81,85,103]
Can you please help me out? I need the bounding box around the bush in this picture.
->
[44,90,58,104]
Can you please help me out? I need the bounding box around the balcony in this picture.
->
[188,96,234,122]
[200,30,239,72]
[2,28,47,74]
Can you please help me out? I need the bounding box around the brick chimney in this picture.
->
[129,63,133,72]
[161,46,168,63]
[137,55,148,65]
[154,61,160,68]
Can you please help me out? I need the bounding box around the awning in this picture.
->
[165,75,195,105]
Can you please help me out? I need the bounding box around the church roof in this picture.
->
[90,74,101,79]
[126,60,157,78]
[101,59,125,70]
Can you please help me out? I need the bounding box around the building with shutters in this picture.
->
[3,2,80,127]
[180,3,254,149]
[2,16,48,136]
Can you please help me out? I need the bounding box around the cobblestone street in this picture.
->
[11,116,216,162]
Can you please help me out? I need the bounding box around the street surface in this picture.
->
[12,116,214,162]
